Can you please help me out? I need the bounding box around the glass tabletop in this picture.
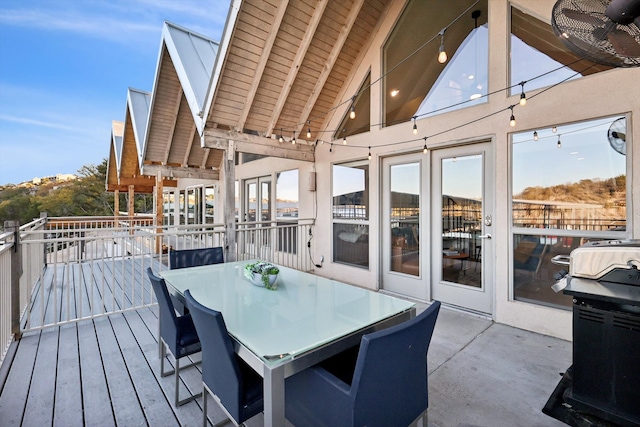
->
[160,260,415,366]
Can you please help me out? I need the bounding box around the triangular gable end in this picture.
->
[164,21,219,136]
[106,121,124,192]
[127,88,152,168]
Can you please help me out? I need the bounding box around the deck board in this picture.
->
[22,328,58,426]
[77,319,115,427]
[54,325,83,427]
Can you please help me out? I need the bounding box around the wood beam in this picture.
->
[155,172,163,254]
[236,0,290,132]
[182,121,196,167]
[143,164,220,180]
[114,189,120,218]
[162,87,184,165]
[201,147,211,168]
[223,143,236,262]
[128,185,135,217]
[266,0,329,137]
[203,127,314,162]
[295,0,365,135]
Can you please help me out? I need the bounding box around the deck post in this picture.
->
[155,172,164,255]
[224,141,237,262]
[114,189,120,222]
[4,221,22,340]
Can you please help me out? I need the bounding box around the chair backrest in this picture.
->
[351,301,441,427]
[147,267,180,348]
[169,247,224,269]
[184,289,245,422]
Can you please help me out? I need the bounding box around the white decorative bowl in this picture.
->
[249,272,278,288]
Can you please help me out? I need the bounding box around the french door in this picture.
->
[381,142,494,314]
[431,142,493,314]
[381,153,428,300]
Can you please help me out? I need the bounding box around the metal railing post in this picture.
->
[4,221,22,341]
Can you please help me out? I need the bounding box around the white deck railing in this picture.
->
[0,216,315,367]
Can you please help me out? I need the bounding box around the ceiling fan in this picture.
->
[552,0,640,67]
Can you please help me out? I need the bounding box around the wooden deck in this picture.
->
[0,257,265,427]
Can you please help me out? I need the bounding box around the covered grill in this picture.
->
[544,240,640,426]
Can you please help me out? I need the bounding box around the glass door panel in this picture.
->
[431,142,493,314]
[390,163,420,276]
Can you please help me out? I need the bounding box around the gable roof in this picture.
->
[142,21,222,180]
[105,121,124,191]
[203,0,390,145]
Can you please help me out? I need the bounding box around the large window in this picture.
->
[276,170,299,220]
[333,161,369,268]
[511,116,628,309]
[510,6,612,96]
[383,0,488,126]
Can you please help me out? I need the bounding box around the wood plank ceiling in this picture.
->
[205,0,390,149]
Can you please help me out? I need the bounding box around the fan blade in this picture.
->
[562,8,607,26]
[608,29,640,57]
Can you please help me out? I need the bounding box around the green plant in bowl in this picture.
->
[244,261,279,290]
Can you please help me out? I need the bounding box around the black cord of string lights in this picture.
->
[282,54,588,144]
[317,62,596,153]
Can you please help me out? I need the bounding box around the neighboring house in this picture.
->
[109,0,640,341]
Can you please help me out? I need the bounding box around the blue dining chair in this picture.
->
[184,289,264,427]
[285,300,441,427]
[146,267,202,406]
[169,247,224,269]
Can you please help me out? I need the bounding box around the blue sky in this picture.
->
[0,0,229,185]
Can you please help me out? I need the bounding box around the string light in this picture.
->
[552,126,557,133]
[438,29,447,64]
[292,131,296,144]
[307,127,311,138]
[533,131,538,141]
[278,128,283,143]
[412,117,418,135]
[329,143,333,153]
[519,82,527,106]
[368,146,371,161]
[343,135,347,145]
[423,137,427,154]
[509,106,516,127]
[557,135,562,148]
[349,96,356,119]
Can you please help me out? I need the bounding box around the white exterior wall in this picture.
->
[231,0,640,341]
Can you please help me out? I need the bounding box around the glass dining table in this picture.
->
[159,259,415,427]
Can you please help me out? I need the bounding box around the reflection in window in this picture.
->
[334,72,371,139]
[511,116,627,309]
[333,161,369,268]
[163,191,175,226]
[205,186,215,224]
[384,0,488,126]
[276,170,299,219]
[510,6,611,96]
[390,163,420,276]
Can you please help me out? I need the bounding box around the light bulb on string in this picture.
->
[343,135,347,145]
[509,106,516,127]
[292,131,296,145]
[557,135,562,148]
[278,128,283,143]
[438,29,447,64]
[423,137,428,154]
[329,143,333,153]
[519,82,527,106]
[412,117,418,135]
[552,126,557,133]
[349,96,356,119]
[306,121,311,138]
[368,147,371,161]
[533,131,538,141]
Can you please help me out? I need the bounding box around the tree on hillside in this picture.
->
[0,187,40,226]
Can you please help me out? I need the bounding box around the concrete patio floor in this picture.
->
[421,303,571,427]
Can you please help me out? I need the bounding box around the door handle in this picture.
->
[479,234,492,239]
